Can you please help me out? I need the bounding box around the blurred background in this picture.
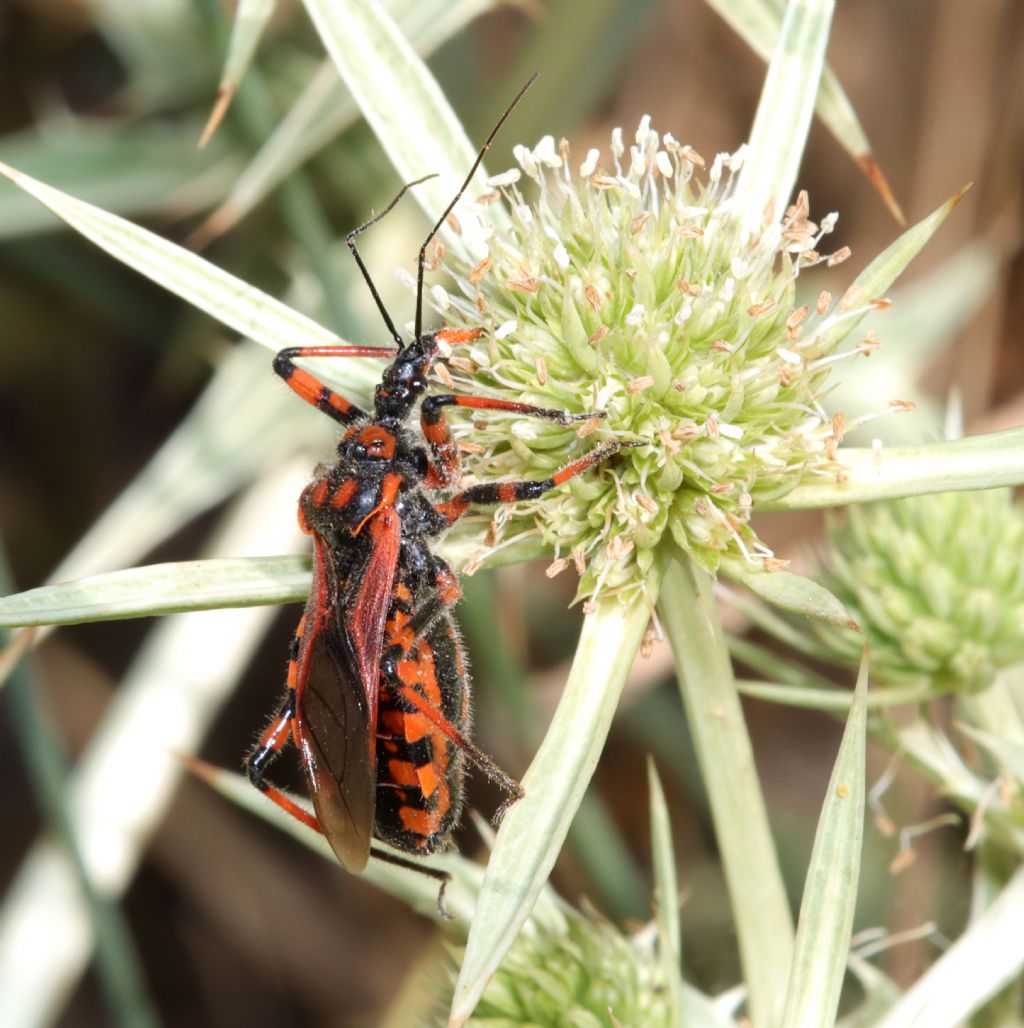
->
[0,0,1022,1024]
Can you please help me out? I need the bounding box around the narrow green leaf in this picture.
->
[780,650,867,1027]
[660,553,794,1026]
[298,0,509,258]
[0,557,311,627]
[723,559,859,628]
[0,534,553,632]
[199,0,276,148]
[648,758,681,959]
[831,242,1001,445]
[875,866,1024,1028]
[765,425,1024,510]
[739,679,933,712]
[734,0,835,231]
[0,161,344,355]
[448,592,651,1026]
[814,187,969,356]
[648,759,685,1027]
[707,0,902,222]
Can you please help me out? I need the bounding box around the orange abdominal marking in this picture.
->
[310,479,330,506]
[387,759,420,788]
[331,479,357,508]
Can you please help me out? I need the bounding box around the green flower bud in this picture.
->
[818,490,1024,694]
[456,907,674,1026]
[433,120,874,602]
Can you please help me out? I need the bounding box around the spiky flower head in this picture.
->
[816,490,1024,694]
[431,118,880,603]
[455,907,675,1026]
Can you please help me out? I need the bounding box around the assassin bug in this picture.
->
[246,76,630,885]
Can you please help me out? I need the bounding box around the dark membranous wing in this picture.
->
[295,513,400,872]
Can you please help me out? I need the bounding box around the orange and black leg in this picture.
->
[245,637,322,835]
[381,571,524,805]
[420,390,605,488]
[431,439,630,527]
[273,345,396,425]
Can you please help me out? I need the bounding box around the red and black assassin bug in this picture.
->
[246,76,630,888]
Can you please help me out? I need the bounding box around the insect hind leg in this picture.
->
[382,585,524,808]
[246,690,323,836]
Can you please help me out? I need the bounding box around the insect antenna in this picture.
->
[413,73,538,340]
[347,172,439,350]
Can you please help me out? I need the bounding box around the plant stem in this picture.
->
[659,552,794,1026]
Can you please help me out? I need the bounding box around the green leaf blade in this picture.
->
[447,593,650,1026]
[298,0,505,258]
[707,0,902,222]
[734,0,836,231]
[660,555,794,1026]
[769,426,1024,510]
[0,557,311,628]
[780,650,868,1027]
[724,561,859,628]
[0,161,344,355]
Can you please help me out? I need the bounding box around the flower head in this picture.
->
[816,490,1024,693]
[432,119,874,602]
[455,907,675,1026]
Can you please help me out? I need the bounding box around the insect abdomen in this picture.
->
[375,611,469,853]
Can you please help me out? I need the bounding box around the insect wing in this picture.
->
[299,629,374,871]
[344,506,402,731]
[296,514,401,872]
[294,536,372,872]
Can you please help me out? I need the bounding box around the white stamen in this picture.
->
[494,319,518,340]
[533,135,561,168]
[580,148,600,177]
[552,243,570,269]
[513,144,538,178]
[431,284,449,310]
[486,169,521,187]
